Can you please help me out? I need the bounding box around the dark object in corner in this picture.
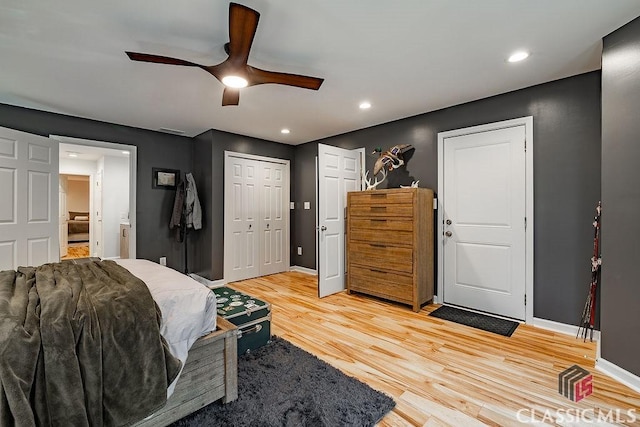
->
[429,305,519,337]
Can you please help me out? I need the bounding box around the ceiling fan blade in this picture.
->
[227,3,260,65]
[247,66,324,90]
[125,51,202,67]
[222,88,240,106]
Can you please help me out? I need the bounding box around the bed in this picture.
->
[68,210,90,242]
[0,259,238,426]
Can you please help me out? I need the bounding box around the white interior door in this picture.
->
[59,175,68,257]
[260,161,287,276]
[0,127,59,270]
[94,168,103,258]
[224,152,290,283]
[225,156,259,282]
[317,143,362,298]
[442,125,527,319]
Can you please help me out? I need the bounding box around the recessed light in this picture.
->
[222,75,248,88]
[508,51,529,63]
[122,151,130,155]
[359,101,371,110]
[281,128,290,134]
[67,152,78,158]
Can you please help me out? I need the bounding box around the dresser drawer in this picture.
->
[349,218,413,232]
[349,265,413,304]
[349,190,414,206]
[349,204,413,217]
[348,242,413,274]
[349,228,413,246]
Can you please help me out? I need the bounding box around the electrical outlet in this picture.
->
[159,257,167,266]
[297,247,303,256]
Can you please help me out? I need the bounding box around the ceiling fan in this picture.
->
[125,2,324,106]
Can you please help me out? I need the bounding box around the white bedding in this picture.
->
[115,259,217,395]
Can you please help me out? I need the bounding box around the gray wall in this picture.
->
[191,129,295,280]
[0,103,193,272]
[601,17,640,376]
[294,72,602,326]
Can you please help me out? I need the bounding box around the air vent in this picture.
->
[158,127,185,135]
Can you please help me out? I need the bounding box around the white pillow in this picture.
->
[74,215,89,221]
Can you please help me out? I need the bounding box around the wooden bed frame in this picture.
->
[133,317,239,426]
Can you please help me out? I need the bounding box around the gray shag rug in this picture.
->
[170,336,395,427]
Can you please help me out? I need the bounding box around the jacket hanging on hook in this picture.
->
[169,173,202,242]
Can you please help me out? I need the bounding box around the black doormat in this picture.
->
[170,336,395,427]
[429,305,519,337]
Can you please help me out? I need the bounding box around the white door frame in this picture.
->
[437,116,534,323]
[223,151,290,282]
[50,135,137,259]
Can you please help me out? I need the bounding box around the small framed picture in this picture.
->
[152,168,180,189]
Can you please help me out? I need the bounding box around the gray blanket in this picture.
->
[0,260,182,426]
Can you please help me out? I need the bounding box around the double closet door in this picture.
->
[224,152,290,283]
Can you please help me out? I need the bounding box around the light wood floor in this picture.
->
[61,245,90,260]
[228,272,640,426]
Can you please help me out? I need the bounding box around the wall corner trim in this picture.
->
[289,266,317,275]
[188,273,225,289]
[596,357,640,395]
[532,317,601,340]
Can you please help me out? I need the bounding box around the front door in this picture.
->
[0,126,59,269]
[317,143,362,297]
[442,124,527,320]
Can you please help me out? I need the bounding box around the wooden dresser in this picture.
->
[346,188,434,312]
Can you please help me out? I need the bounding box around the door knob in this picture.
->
[320,226,327,231]
[446,219,452,225]
[266,223,270,228]
[249,224,252,229]
[445,231,452,237]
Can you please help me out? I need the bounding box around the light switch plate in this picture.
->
[290,202,295,209]
[304,201,310,210]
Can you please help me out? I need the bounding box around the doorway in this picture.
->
[60,174,91,259]
[54,136,136,260]
[437,117,533,322]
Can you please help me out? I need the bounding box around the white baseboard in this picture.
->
[532,317,601,341]
[596,357,640,394]
[289,265,317,275]
[188,273,225,289]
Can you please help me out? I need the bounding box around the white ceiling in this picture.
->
[2,1,639,145]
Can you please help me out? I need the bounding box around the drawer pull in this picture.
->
[370,244,387,248]
[369,268,387,274]
[371,193,387,197]
[371,206,387,211]
[370,219,387,222]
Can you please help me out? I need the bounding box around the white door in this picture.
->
[317,144,362,297]
[224,152,290,283]
[260,161,286,276]
[442,125,526,319]
[225,156,259,282]
[94,168,103,258]
[0,127,59,270]
[59,175,68,257]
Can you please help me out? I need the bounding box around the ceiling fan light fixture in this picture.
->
[222,75,248,88]
[508,51,529,63]
[281,128,290,134]
[359,101,371,110]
